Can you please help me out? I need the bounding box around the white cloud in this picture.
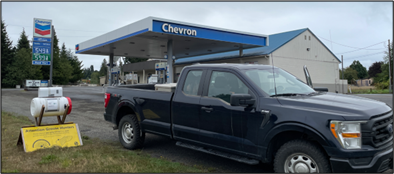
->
[2,2,392,70]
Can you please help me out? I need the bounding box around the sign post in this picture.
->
[32,18,53,86]
[49,26,55,87]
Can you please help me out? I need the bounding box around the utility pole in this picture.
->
[389,39,392,93]
[49,25,55,87]
[342,55,344,93]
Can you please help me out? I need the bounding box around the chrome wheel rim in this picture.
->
[284,153,319,173]
[122,122,133,143]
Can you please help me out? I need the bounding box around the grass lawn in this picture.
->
[348,85,391,94]
[1,111,210,173]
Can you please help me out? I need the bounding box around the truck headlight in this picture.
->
[330,121,367,149]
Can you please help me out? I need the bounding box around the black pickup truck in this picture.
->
[104,64,393,173]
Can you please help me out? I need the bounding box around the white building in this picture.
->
[173,28,347,93]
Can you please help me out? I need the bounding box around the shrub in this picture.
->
[375,80,390,90]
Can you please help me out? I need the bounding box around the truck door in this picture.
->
[172,69,206,142]
[199,70,258,153]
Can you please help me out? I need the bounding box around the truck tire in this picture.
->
[118,114,145,150]
[273,140,331,173]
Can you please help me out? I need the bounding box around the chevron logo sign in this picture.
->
[33,18,52,38]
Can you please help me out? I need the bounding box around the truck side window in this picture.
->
[182,70,203,96]
[207,71,249,103]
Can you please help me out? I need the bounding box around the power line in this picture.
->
[318,36,385,51]
[345,51,385,60]
[335,41,386,55]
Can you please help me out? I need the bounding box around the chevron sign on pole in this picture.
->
[33,18,53,65]
[33,18,52,38]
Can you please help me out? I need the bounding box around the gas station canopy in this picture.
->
[75,16,268,59]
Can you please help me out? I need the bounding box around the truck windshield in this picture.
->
[244,68,315,96]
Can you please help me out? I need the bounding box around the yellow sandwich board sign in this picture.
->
[19,123,83,152]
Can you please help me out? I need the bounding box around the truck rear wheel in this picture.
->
[273,140,331,173]
[118,114,145,150]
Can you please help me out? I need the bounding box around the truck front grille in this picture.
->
[362,111,393,148]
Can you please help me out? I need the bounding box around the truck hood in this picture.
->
[275,92,392,120]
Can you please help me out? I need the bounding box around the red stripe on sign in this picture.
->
[35,28,50,36]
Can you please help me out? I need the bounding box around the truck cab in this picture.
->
[104,63,393,173]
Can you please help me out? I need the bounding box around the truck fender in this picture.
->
[113,99,143,126]
[261,122,331,161]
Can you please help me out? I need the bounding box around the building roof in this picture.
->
[175,28,341,65]
[75,16,267,59]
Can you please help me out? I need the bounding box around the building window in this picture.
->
[305,35,306,40]
[309,36,311,40]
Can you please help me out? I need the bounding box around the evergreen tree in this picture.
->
[40,27,60,81]
[1,20,16,87]
[52,42,73,84]
[99,58,108,77]
[16,29,30,51]
[83,68,91,79]
[41,61,50,80]
[90,65,94,72]
[3,48,43,87]
[3,29,43,87]
[66,48,84,83]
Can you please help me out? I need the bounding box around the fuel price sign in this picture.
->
[32,41,51,65]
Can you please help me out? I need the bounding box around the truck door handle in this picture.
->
[201,106,213,112]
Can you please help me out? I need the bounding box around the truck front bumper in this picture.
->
[330,147,393,173]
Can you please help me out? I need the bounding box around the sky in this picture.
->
[2,2,392,71]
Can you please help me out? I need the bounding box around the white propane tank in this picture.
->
[38,87,63,97]
[30,97,72,117]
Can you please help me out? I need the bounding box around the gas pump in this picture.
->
[111,67,120,86]
[155,62,167,84]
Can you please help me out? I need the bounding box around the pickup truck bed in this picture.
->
[105,84,174,137]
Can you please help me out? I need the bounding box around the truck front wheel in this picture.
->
[118,114,145,150]
[274,140,331,173]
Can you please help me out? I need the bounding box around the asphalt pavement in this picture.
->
[1,87,392,173]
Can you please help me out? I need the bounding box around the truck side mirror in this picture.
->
[230,94,255,107]
[313,87,328,92]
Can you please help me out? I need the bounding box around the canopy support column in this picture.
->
[143,70,145,83]
[109,53,114,85]
[167,39,174,84]
[239,44,243,57]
